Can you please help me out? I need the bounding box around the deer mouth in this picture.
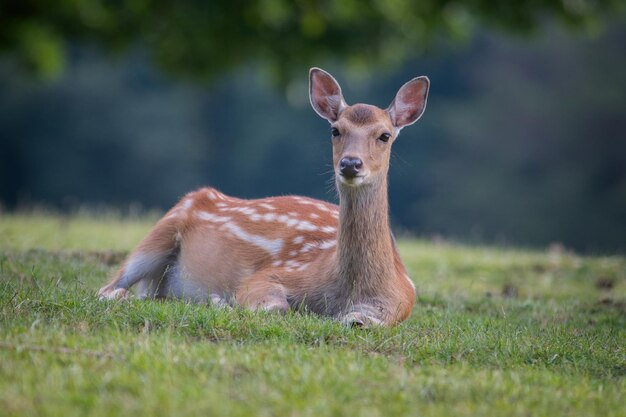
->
[338,173,367,187]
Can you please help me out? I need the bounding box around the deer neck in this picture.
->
[335,176,396,297]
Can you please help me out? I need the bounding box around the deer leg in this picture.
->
[235,271,290,314]
[340,304,387,328]
[98,217,179,300]
[98,251,171,300]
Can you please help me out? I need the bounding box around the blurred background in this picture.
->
[0,1,625,253]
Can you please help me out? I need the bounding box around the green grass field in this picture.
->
[1,213,625,416]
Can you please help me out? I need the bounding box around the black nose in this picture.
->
[339,157,363,178]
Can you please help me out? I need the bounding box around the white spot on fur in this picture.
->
[404,274,416,290]
[300,243,315,253]
[215,202,228,208]
[284,260,302,269]
[182,199,194,210]
[296,263,309,271]
[263,213,277,222]
[296,221,318,232]
[272,260,283,267]
[321,226,336,234]
[288,212,298,217]
[319,239,336,250]
[259,203,275,211]
[196,212,232,223]
[241,207,256,216]
[207,191,217,200]
[289,250,298,257]
[222,222,283,256]
[293,236,304,244]
[309,213,320,219]
[249,214,261,222]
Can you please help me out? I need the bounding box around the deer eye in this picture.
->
[331,127,340,137]
[378,132,391,143]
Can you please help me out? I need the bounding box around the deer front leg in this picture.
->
[235,271,290,314]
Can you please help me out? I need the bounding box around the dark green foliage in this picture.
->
[1,0,622,80]
[1,4,625,252]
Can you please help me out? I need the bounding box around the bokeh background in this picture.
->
[1,1,625,253]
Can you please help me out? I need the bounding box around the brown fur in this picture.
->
[343,104,379,125]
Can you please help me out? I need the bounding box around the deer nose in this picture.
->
[339,157,363,178]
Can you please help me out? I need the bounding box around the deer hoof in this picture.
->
[261,299,290,314]
[98,287,129,301]
[342,312,372,328]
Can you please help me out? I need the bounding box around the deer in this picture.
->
[98,68,430,327]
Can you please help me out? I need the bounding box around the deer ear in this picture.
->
[309,68,347,123]
[387,76,430,129]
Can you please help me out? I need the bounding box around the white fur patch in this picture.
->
[295,221,318,232]
[285,260,302,268]
[318,239,337,250]
[263,213,277,222]
[182,198,194,210]
[321,226,336,234]
[241,207,257,216]
[300,243,315,253]
[404,274,416,290]
[309,213,320,219]
[196,212,232,223]
[316,203,330,212]
[293,236,304,244]
[222,222,283,256]
[259,203,275,211]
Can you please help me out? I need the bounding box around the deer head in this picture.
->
[309,68,430,188]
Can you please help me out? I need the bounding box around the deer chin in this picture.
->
[337,174,367,187]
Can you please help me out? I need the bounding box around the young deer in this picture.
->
[98,68,430,327]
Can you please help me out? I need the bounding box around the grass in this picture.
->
[0,213,625,416]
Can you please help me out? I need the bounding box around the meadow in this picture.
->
[0,213,624,416]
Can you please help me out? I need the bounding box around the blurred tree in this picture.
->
[1,3,625,253]
[0,0,622,81]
